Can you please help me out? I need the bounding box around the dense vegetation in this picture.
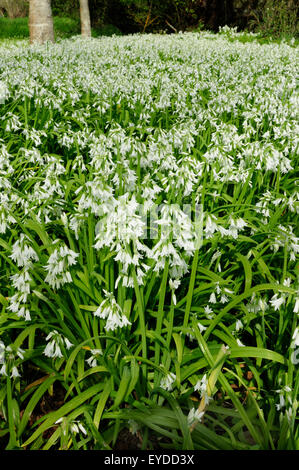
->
[0,31,298,450]
[0,0,298,38]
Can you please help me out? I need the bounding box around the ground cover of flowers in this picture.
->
[0,31,298,450]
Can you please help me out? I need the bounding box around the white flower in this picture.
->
[169,278,181,305]
[197,322,207,334]
[205,215,218,239]
[44,331,73,358]
[275,393,285,411]
[0,81,9,103]
[128,419,139,435]
[160,372,176,391]
[70,421,87,435]
[44,340,61,358]
[64,338,74,350]
[283,278,291,287]
[11,366,20,378]
[269,294,285,311]
[194,374,212,406]
[204,305,214,319]
[292,328,299,347]
[291,348,299,365]
[194,374,207,393]
[0,341,5,364]
[187,408,205,426]
[11,270,32,294]
[9,235,39,268]
[220,294,229,304]
[56,418,87,436]
[44,341,55,357]
[227,218,247,239]
[0,341,23,378]
[93,194,150,286]
[60,212,68,226]
[285,407,293,423]
[17,307,31,321]
[44,244,79,289]
[94,290,131,332]
[0,364,7,376]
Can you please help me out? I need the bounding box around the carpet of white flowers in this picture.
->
[0,31,298,450]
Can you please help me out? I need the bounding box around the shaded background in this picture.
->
[0,0,298,37]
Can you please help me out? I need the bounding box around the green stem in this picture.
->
[132,269,147,379]
[6,376,18,449]
[154,260,169,387]
[166,298,175,351]
[24,96,28,128]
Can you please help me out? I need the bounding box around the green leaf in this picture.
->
[22,383,103,448]
[113,365,131,408]
[18,375,59,437]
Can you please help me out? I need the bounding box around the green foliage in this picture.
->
[0,17,28,39]
[54,17,81,38]
[51,0,79,19]
[249,0,299,38]
[92,24,122,37]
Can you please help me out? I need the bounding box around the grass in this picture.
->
[0,16,80,39]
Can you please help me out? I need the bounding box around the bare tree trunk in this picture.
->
[79,0,91,37]
[29,0,54,44]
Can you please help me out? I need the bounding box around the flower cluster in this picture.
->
[94,290,131,332]
[43,330,73,358]
[0,340,24,378]
[44,243,79,289]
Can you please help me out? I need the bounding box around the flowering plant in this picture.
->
[0,32,298,450]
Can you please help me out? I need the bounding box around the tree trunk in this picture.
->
[79,0,91,37]
[29,0,54,44]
